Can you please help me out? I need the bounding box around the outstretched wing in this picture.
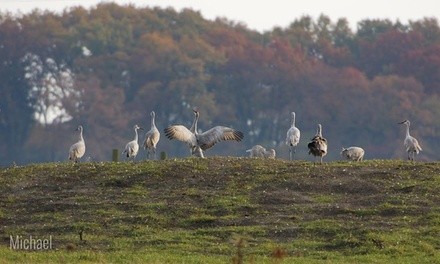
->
[197,126,244,150]
[164,125,197,146]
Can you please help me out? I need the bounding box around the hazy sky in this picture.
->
[1,0,439,32]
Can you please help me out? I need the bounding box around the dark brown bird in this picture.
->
[307,124,328,163]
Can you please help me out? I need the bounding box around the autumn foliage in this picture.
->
[0,4,439,164]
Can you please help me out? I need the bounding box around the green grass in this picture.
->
[0,158,439,263]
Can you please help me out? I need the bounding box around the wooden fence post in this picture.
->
[112,149,119,162]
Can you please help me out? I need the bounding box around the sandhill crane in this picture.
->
[340,146,365,161]
[398,120,422,161]
[307,124,328,163]
[164,109,244,158]
[246,145,276,159]
[164,109,199,156]
[69,125,85,163]
[123,124,143,161]
[143,111,160,160]
[286,112,300,160]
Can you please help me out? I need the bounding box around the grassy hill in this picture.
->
[0,158,439,263]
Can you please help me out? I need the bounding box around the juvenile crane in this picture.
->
[143,111,160,160]
[164,109,244,158]
[307,124,328,163]
[123,124,143,161]
[286,112,300,160]
[398,120,422,161]
[69,125,86,163]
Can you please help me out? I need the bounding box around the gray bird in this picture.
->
[164,109,244,158]
[69,125,86,163]
[398,120,422,161]
[123,124,143,161]
[286,112,300,160]
[143,111,160,160]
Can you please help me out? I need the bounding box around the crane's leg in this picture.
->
[289,147,292,161]
[199,148,205,158]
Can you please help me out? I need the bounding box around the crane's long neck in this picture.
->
[291,112,296,127]
[317,124,322,137]
[190,112,199,134]
[194,113,199,135]
[78,128,84,142]
[151,113,156,128]
[405,123,411,137]
[134,128,139,142]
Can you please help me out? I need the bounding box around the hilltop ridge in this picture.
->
[0,158,439,263]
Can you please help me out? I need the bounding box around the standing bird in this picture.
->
[286,112,300,160]
[164,108,244,158]
[307,124,328,163]
[398,120,422,161]
[123,124,143,161]
[143,111,160,160]
[69,125,86,163]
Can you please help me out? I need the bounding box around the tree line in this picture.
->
[0,3,439,165]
